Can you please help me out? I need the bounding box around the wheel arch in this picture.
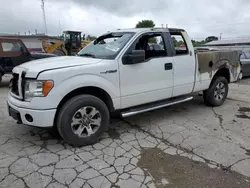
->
[212,68,230,84]
[54,86,115,127]
[56,86,115,113]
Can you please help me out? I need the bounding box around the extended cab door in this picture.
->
[0,40,31,73]
[118,32,174,109]
[169,30,196,96]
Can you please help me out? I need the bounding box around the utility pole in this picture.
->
[59,20,62,35]
[220,33,222,40]
[41,0,47,34]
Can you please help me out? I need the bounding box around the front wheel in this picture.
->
[57,95,110,146]
[203,77,229,106]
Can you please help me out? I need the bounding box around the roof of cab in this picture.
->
[0,37,22,41]
[108,27,185,34]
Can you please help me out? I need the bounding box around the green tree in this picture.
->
[135,20,156,43]
[86,35,97,41]
[172,37,178,46]
[177,41,184,47]
[191,39,207,47]
[148,37,157,44]
[135,20,155,28]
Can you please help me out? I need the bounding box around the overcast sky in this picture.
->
[0,0,250,40]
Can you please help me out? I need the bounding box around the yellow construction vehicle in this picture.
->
[42,31,91,56]
[42,40,67,56]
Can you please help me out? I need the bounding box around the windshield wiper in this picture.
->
[78,53,96,58]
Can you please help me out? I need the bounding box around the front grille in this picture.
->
[11,73,19,96]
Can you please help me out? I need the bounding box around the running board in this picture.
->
[121,96,193,118]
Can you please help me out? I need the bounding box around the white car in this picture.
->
[7,28,242,146]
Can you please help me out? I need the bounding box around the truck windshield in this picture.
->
[77,32,135,59]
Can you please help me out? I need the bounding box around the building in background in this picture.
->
[204,38,250,51]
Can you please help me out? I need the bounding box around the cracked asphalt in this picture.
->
[1,75,250,188]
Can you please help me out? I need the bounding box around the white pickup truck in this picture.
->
[7,28,242,146]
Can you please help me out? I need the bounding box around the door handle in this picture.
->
[165,63,173,70]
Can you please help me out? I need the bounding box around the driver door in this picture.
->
[118,32,174,109]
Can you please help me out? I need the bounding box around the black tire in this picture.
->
[203,76,229,107]
[0,73,2,85]
[57,95,110,146]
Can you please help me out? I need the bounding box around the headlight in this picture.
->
[24,80,53,101]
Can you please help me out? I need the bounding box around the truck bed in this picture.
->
[197,50,241,82]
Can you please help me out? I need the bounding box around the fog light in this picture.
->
[25,114,33,122]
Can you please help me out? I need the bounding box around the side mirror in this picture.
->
[123,50,145,64]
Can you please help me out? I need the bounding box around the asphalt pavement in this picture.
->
[1,75,250,188]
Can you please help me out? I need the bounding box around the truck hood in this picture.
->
[30,52,58,59]
[15,56,102,78]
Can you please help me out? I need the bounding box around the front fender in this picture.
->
[27,74,120,110]
[55,74,120,99]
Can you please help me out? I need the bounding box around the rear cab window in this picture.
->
[170,31,189,56]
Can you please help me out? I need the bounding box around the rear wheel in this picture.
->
[203,77,228,106]
[57,95,109,146]
[0,73,2,85]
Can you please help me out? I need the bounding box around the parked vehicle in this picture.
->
[42,31,91,56]
[240,51,250,77]
[0,37,57,84]
[7,28,242,146]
